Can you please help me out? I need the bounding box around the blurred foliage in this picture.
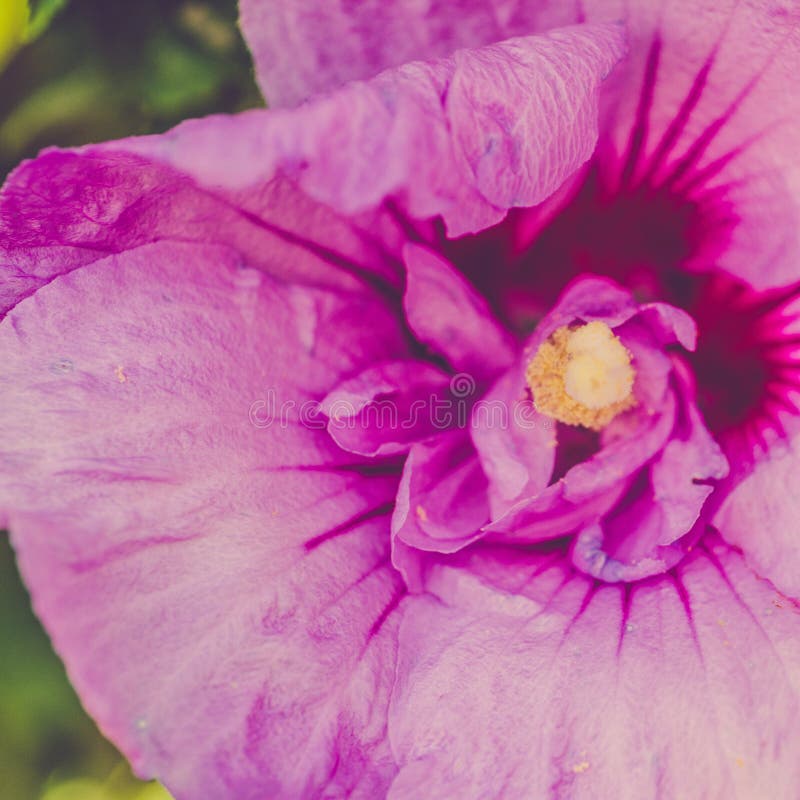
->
[0,536,174,798]
[0,1,262,797]
[0,0,262,179]
[0,0,29,72]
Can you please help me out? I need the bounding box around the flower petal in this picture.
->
[470,366,556,518]
[320,360,452,457]
[403,243,515,380]
[714,434,800,599]
[0,148,405,320]
[389,537,800,798]
[392,431,488,556]
[572,367,729,583]
[238,1,588,108]
[584,0,800,290]
[0,240,409,798]
[89,24,626,237]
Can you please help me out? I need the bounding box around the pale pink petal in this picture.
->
[578,0,800,291]
[389,537,800,798]
[714,434,800,599]
[242,0,800,286]
[0,240,409,798]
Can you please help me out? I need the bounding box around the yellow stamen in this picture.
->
[526,321,636,430]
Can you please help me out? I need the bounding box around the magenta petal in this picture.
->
[320,360,452,456]
[0,149,404,319]
[91,25,626,236]
[390,538,800,797]
[403,243,515,379]
[638,302,697,351]
[0,241,409,797]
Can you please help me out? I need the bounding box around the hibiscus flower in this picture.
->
[2,1,800,798]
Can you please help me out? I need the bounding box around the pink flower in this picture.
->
[2,1,799,797]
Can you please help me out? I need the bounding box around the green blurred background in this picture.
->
[0,1,261,797]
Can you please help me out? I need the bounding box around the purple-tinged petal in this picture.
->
[470,366,556,518]
[570,384,728,585]
[714,434,800,599]
[403,243,515,379]
[390,537,800,798]
[94,24,627,237]
[239,0,504,107]
[0,241,409,799]
[569,368,728,581]
[392,432,488,557]
[562,394,676,505]
[616,320,673,411]
[0,150,405,319]
[485,477,631,546]
[638,302,697,350]
[522,275,638,360]
[571,518,690,583]
[579,0,800,291]
[238,1,607,109]
[651,381,729,545]
[320,360,452,457]
[522,275,697,362]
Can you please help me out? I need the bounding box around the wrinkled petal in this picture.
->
[239,1,606,109]
[403,243,515,380]
[320,360,452,457]
[0,149,406,319]
[715,434,800,599]
[389,537,800,798]
[90,24,626,237]
[245,0,800,287]
[0,240,409,799]
[240,0,501,107]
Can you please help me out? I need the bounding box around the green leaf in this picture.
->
[24,0,69,42]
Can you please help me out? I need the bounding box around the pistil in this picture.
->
[526,321,636,430]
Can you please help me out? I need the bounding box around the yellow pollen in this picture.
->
[526,321,636,431]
